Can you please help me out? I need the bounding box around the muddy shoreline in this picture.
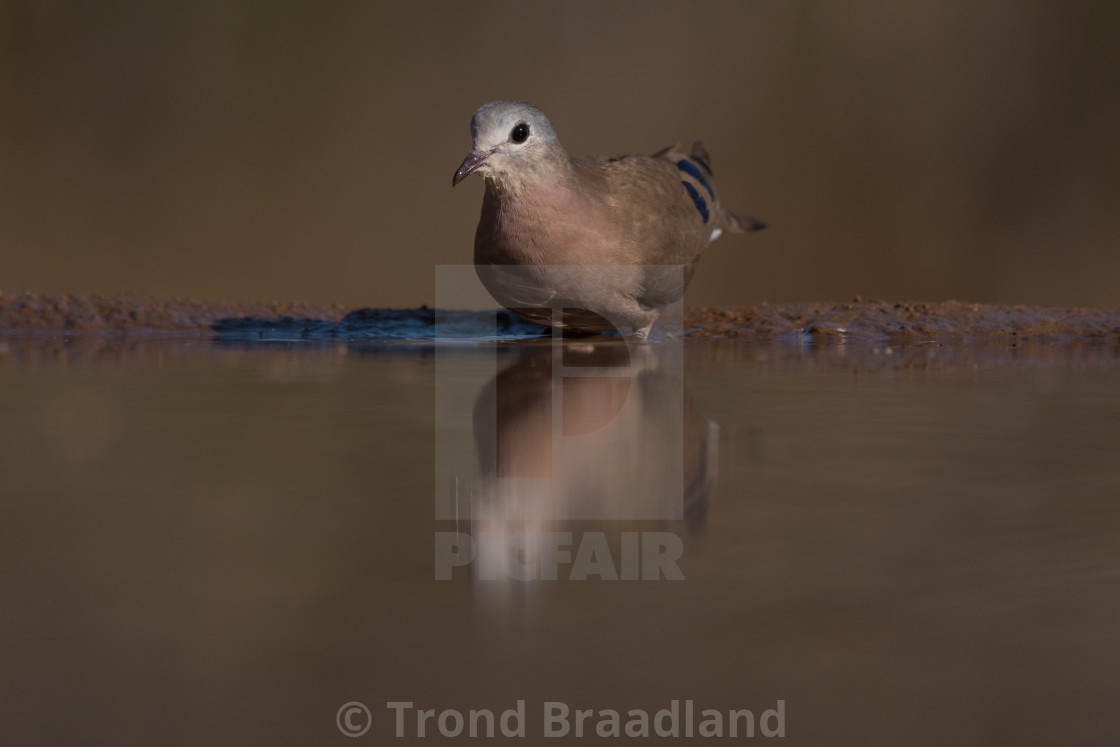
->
[685,300,1120,343]
[2,291,1118,369]
[3,291,1119,341]
[0,291,349,332]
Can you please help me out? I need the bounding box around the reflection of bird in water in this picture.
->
[463,340,719,582]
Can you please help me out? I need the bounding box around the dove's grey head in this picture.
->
[452,100,565,188]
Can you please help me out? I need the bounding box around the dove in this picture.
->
[452,100,765,338]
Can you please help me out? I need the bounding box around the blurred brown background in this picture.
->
[1,0,1117,309]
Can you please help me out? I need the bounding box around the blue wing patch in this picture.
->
[677,159,716,200]
[681,181,709,223]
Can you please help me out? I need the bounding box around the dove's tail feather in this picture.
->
[722,209,767,233]
[689,141,714,175]
[653,140,765,233]
[688,141,766,233]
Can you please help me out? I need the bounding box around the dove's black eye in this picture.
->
[510,123,530,144]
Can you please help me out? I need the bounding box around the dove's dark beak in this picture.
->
[452,150,490,186]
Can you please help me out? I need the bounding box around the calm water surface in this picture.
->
[1,334,1118,745]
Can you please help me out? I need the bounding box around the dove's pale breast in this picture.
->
[474,153,716,270]
[474,181,612,267]
[473,176,661,331]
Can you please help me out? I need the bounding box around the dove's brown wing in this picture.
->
[569,143,745,308]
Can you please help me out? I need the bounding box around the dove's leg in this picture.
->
[633,321,654,341]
